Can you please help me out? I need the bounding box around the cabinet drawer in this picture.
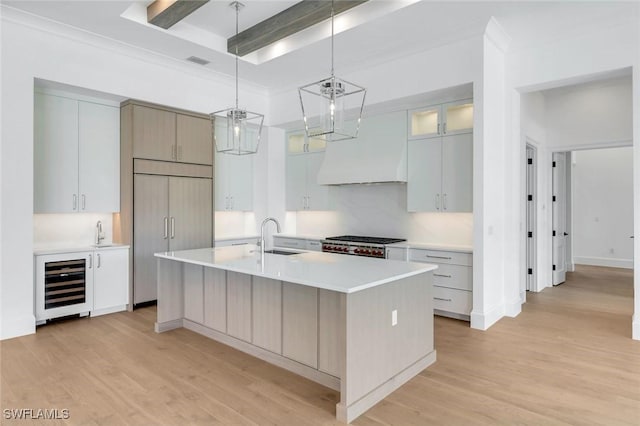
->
[432,264,472,291]
[410,249,472,266]
[273,237,306,250]
[433,286,472,316]
[306,240,322,252]
[386,247,408,261]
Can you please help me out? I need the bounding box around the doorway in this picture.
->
[525,144,536,292]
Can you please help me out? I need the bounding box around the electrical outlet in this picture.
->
[391,309,398,326]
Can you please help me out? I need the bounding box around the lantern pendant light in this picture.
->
[210,1,264,155]
[298,0,366,142]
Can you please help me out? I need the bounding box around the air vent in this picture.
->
[186,56,210,66]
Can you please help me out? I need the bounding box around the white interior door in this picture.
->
[526,145,536,292]
[552,152,567,285]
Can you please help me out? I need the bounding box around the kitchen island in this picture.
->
[155,245,437,423]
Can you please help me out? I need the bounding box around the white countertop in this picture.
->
[386,242,473,253]
[155,245,436,294]
[34,243,130,256]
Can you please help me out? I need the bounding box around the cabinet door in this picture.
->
[227,271,252,342]
[34,93,79,213]
[78,102,120,213]
[176,114,213,165]
[282,283,318,368]
[407,138,442,212]
[227,154,254,211]
[252,277,282,354]
[286,131,307,154]
[132,105,176,162]
[93,248,129,312]
[286,154,307,210]
[133,174,169,304]
[442,133,473,212]
[168,177,212,251]
[214,151,230,211]
[408,105,441,139]
[442,100,473,135]
[305,152,330,210]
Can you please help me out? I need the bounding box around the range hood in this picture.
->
[316,110,408,185]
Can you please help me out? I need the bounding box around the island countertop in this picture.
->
[155,245,437,294]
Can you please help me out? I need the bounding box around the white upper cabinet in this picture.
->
[35,93,120,213]
[285,130,331,211]
[409,99,473,139]
[215,153,254,211]
[407,98,473,213]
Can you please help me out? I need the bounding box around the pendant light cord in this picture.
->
[330,0,334,76]
[235,2,239,110]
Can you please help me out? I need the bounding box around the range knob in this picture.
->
[354,248,360,254]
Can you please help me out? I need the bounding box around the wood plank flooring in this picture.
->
[1,265,638,425]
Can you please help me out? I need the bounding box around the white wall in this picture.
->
[0,9,269,339]
[546,77,633,149]
[572,148,634,268]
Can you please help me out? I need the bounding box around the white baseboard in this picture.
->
[470,303,504,330]
[91,305,127,317]
[574,257,633,269]
[504,297,522,318]
[1,315,36,340]
[633,314,640,341]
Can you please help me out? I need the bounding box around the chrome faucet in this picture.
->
[96,221,105,245]
[260,217,281,257]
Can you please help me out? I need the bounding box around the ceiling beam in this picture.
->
[147,0,209,30]
[228,0,368,57]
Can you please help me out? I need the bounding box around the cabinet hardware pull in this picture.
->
[163,217,168,239]
[427,255,452,260]
[434,297,452,302]
[97,254,101,268]
[434,274,452,278]
[88,254,92,268]
[443,122,447,134]
[230,196,234,209]
[437,123,440,135]
[82,194,86,210]
[435,194,440,210]
[171,145,176,160]
[73,194,77,211]
[178,145,182,160]
[170,217,175,239]
[443,193,447,210]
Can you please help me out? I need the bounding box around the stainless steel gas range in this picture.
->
[321,235,406,259]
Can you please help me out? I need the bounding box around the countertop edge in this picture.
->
[34,244,130,256]
[386,242,473,253]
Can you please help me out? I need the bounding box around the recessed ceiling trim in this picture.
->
[228,0,368,57]
[148,0,209,30]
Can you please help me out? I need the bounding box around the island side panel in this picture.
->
[183,264,204,324]
[155,258,184,332]
[203,268,227,332]
[226,271,252,342]
[318,289,343,378]
[337,272,436,423]
[282,283,318,369]
[252,277,282,354]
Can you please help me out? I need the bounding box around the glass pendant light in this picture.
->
[298,0,366,142]
[210,1,263,155]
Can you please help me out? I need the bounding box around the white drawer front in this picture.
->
[410,249,472,266]
[433,286,472,316]
[386,247,408,261]
[432,264,472,291]
[274,237,306,249]
[306,240,322,251]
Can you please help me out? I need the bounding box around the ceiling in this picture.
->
[3,1,638,92]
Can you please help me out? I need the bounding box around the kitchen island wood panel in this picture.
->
[155,246,436,423]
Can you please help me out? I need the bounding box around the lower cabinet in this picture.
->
[387,246,473,320]
[182,266,341,378]
[93,248,130,316]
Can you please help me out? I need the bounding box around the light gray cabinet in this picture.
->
[133,174,212,304]
[282,283,318,368]
[408,99,473,139]
[408,133,472,212]
[252,277,282,354]
[285,131,331,211]
[204,268,226,332]
[226,271,252,342]
[215,152,253,211]
[34,92,120,213]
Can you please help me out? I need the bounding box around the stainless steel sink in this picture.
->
[263,249,301,256]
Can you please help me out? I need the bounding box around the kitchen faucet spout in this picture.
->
[260,217,281,257]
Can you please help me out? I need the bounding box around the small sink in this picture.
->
[263,249,301,256]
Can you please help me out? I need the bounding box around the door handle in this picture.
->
[82,194,86,210]
[434,297,452,302]
[88,254,92,269]
[437,123,440,135]
[433,273,452,278]
[97,253,101,268]
[73,194,77,211]
[177,145,182,161]
[435,194,440,210]
[443,122,447,134]
[170,217,175,239]
[564,232,569,236]
[443,193,448,210]
[163,217,168,239]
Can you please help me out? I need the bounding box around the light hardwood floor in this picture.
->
[1,265,638,425]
